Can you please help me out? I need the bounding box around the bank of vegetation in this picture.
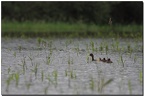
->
[2,1,143,38]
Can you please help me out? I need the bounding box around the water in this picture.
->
[1,37,142,94]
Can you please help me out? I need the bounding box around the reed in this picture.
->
[99,43,103,54]
[46,56,51,65]
[65,70,68,77]
[97,78,114,93]
[37,37,42,46]
[14,73,20,87]
[21,56,27,74]
[89,77,95,91]
[7,66,11,74]
[105,44,109,55]
[53,70,58,82]
[13,51,16,57]
[86,54,90,63]
[25,78,32,90]
[41,70,44,82]
[128,79,132,94]
[139,70,142,84]
[44,86,48,94]
[90,41,95,52]
[6,74,14,92]
[120,55,125,67]
[31,63,39,78]
[68,55,73,65]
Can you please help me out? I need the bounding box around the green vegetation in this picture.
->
[128,79,132,94]
[139,70,142,84]
[2,2,142,24]
[14,73,20,87]
[2,21,142,38]
[2,29,142,94]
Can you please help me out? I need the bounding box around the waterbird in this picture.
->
[106,58,113,63]
[89,53,96,61]
[89,53,113,63]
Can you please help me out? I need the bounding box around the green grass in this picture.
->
[2,21,142,38]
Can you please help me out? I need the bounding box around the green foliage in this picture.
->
[2,21,142,38]
[139,70,142,84]
[128,79,132,94]
[2,2,142,24]
[90,77,95,90]
[14,73,20,87]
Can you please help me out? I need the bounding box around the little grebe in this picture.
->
[101,58,107,62]
[106,58,113,63]
[89,53,96,61]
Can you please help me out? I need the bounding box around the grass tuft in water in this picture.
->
[14,73,20,87]
[128,79,132,94]
[44,86,48,94]
[41,70,44,82]
[139,70,142,84]
[89,77,95,91]
[6,74,14,92]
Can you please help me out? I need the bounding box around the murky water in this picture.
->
[1,37,142,94]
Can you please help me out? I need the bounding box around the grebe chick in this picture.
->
[107,58,113,63]
[102,58,107,62]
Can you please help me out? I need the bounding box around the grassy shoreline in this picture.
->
[2,21,143,38]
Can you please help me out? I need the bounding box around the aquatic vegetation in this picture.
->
[128,79,132,94]
[86,54,90,63]
[53,70,58,82]
[68,55,73,65]
[41,70,44,82]
[47,74,57,87]
[89,77,95,91]
[70,70,76,79]
[44,86,48,94]
[65,70,68,77]
[105,44,109,55]
[139,70,142,84]
[37,37,42,46]
[90,41,95,52]
[31,63,39,78]
[14,73,20,87]
[6,74,14,92]
[120,55,125,67]
[97,78,114,93]
[46,56,51,65]
[25,75,32,90]
[7,66,11,74]
[13,51,16,57]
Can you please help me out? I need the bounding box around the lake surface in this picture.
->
[1,37,142,94]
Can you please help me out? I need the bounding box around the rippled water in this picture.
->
[1,38,142,94]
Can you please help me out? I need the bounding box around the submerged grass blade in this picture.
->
[128,79,132,94]
[102,78,113,88]
[139,70,142,84]
[14,73,20,87]
[90,77,94,91]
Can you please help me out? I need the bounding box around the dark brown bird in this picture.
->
[89,53,96,61]
[101,58,107,62]
[90,53,113,63]
[106,58,113,63]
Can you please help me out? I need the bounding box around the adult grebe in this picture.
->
[89,53,96,61]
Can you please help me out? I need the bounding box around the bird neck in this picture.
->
[92,56,95,61]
